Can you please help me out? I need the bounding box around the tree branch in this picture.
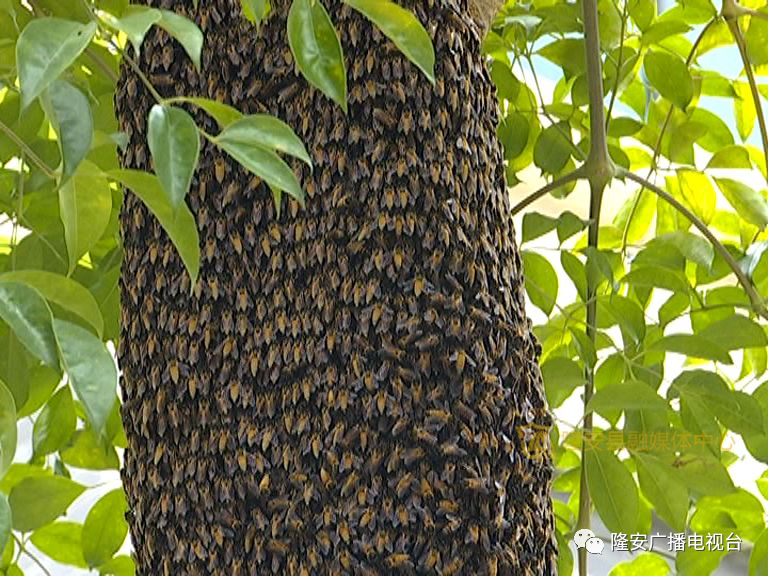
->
[620,168,768,320]
[511,168,586,215]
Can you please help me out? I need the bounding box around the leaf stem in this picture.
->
[12,534,53,576]
[726,12,768,182]
[511,168,586,215]
[604,0,629,132]
[619,18,716,252]
[0,120,56,179]
[109,40,164,104]
[620,168,768,320]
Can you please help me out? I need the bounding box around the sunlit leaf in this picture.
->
[30,522,86,568]
[644,50,693,109]
[83,489,128,567]
[9,475,84,532]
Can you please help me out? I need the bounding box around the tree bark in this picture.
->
[115,0,557,574]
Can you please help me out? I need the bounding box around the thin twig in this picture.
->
[0,120,56,179]
[12,534,52,576]
[605,0,629,131]
[727,16,768,181]
[109,40,164,104]
[511,168,586,215]
[619,18,716,252]
[621,168,768,320]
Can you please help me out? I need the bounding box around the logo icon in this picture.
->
[574,529,604,555]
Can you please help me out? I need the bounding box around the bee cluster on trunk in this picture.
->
[116,0,558,573]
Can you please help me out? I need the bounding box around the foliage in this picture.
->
[487,0,768,572]
[0,0,767,574]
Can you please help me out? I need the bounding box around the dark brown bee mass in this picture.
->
[116,0,557,574]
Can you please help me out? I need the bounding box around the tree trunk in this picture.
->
[115,0,558,574]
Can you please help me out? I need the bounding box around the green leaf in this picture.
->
[644,50,693,109]
[165,97,243,128]
[83,489,128,567]
[677,170,715,224]
[586,447,639,533]
[157,9,203,70]
[560,251,587,301]
[540,356,585,408]
[522,212,557,243]
[610,552,671,575]
[343,0,434,83]
[634,453,688,531]
[538,38,585,76]
[100,555,136,576]
[109,169,200,286]
[0,282,58,369]
[217,139,304,205]
[0,271,103,337]
[735,81,756,141]
[652,231,714,270]
[61,429,119,470]
[700,315,768,351]
[677,547,725,575]
[9,475,84,532]
[287,0,347,110]
[58,161,112,274]
[587,381,667,414]
[216,114,312,166]
[54,319,117,435]
[751,529,768,576]
[43,79,92,180]
[691,490,765,542]
[0,494,10,560]
[715,177,768,229]
[651,334,732,364]
[147,104,200,211]
[746,8,768,66]
[30,522,86,568]
[32,386,75,456]
[621,266,689,293]
[0,380,16,478]
[534,122,571,174]
[15,18,97,109]
[707,145,752,170]
[522,251,558,315]
[641,20,691,46]
[241,0,270,26]
[673,370,764,436]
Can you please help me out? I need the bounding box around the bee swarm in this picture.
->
[116,0,558,574]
